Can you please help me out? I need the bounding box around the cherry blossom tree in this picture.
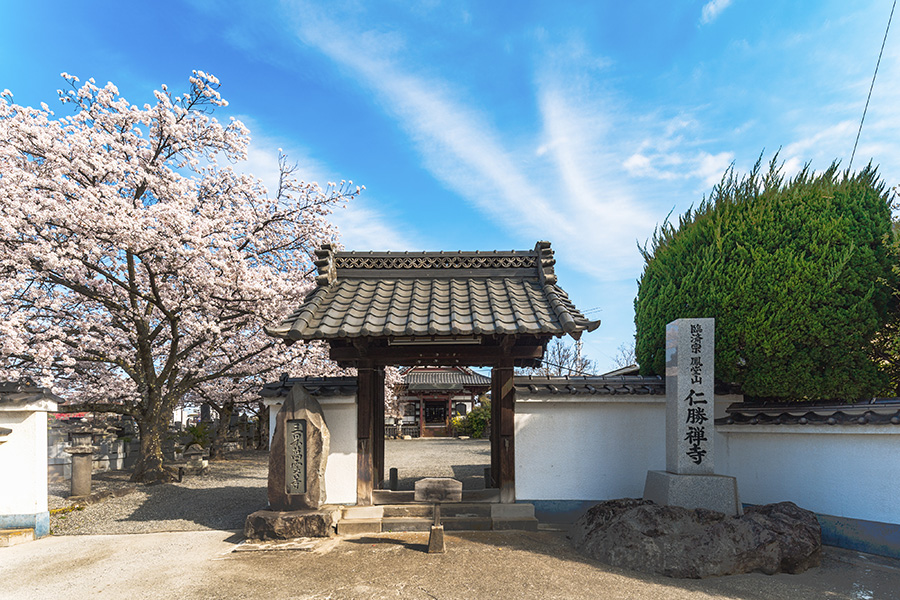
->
[0,72,359,482]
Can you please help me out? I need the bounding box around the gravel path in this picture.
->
[48,439,491,535]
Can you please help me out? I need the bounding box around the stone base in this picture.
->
[0,511,50,538]
[643,470,742,516]
[244,508,338,540]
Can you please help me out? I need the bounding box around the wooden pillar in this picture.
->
[495,359,515,503]
[373,367,386,488]
[489,369,500,489]
[357,360,375,506]
[419,398,424,437]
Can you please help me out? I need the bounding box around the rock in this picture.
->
[268,385,330,510]
[569,500,821,578]
[244,509,336,540]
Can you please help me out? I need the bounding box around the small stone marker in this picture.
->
[644,318,741,516]
[427,503,445,554]
[414,478,462,503]
[268,385,330,511]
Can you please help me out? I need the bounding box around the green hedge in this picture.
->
[634,157,896,401]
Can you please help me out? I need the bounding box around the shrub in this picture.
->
[634,157,896,401]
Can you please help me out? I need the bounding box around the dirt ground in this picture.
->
[17,440,899,599]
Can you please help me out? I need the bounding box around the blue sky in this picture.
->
[2,0,899,372]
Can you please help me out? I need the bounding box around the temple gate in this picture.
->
[266,241,598,505]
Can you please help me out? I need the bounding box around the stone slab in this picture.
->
[380,517,431,532]
[0,528,34,547]
[643,470,742,516]
[414,478,462,502]
[336,518,383,535]
[244,509,336,540]
[233,538,322,552]
[341,506,384,520]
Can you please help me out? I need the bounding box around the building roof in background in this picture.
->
[260,375,358,398]
[266,241,600,342]
[402,366,491,391]
[514,375,665,396]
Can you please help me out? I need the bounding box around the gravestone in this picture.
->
[268,384,330,511]
[643,318,741,516]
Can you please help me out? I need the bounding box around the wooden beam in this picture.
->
[357,361,375,506]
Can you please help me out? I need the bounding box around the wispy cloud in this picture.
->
[278,2,674,279]
[700,0,733,25]
[235,116,416,251]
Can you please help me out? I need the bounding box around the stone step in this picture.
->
[381,517,432,532]
[0,528,34,547]
[379,503,493,519]
[381,505,432,518]
[341,506,383,520]
[380,516,494,532]
[336,518,382,535]
[373,489,500,504]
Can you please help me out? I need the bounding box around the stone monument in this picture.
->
[245,384,336,540]
[643,318,741,516]
[268,384,330,510]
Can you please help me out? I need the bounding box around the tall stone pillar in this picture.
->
[643,318,741,515]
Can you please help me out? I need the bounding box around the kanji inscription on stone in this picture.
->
[286,419,307,495]
[665,318,715,475]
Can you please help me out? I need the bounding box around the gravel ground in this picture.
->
[385,437,491,490]
[49,451,269,535]
[48,438,491,535]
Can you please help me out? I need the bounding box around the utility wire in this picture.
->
[849,0,896,170]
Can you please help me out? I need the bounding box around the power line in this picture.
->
[849,0,896,170]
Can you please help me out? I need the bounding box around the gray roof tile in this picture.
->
[267,241,600,342]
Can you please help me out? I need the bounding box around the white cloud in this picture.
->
[700,0,733,25]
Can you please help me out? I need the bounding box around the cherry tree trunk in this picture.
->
[131,411,178,483]
[209,400,235,460]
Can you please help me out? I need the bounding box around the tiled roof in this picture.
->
[717,398,900,427]
[404,368,492,388]
[267,241,600,342]
[514,375,665,396]
[259,375,359,398]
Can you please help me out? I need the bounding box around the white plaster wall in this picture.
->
[717,426,900,525]
[264,395,358,505]
[0,409,49,515]
[319,396,357,505]
[515,396,667,501]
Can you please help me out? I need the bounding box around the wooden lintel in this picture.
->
[330,343,543,366]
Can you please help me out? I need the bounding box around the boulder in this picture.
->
[569,500,821,578]
[244,509,336,540]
